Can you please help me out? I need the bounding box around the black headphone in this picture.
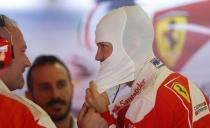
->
[0,14,14,69]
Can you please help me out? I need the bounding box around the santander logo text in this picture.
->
[112,79,146,113]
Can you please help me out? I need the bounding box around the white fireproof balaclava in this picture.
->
[95,5,154,93]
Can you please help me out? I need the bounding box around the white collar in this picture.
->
[0,79,10,93]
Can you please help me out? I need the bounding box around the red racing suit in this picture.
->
[101,64,210,128]
[0,94,44,128]
[0,80,56,128]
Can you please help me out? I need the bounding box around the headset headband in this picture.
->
[0,15,6,27]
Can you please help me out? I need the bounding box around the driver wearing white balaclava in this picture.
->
[83,6,210,128]
[95,5,154,93]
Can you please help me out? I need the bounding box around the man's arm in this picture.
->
[84,81,119,127]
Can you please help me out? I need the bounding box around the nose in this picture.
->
[95,51,100,61]
[25,56,31,67]
[95,50,103,62]
[50,86,59,98]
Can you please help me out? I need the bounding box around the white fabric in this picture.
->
[189,80,210,122]
[0,80,10,93]
[126,65,172,123]
[95,5,154,93]
[72,115,78,128]
[108,58,164,115]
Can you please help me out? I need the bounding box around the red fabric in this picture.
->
[193,114,210,128]
[101,111,117,126]
[124,73,193,128]
[103,73,210,128]
[0,94,45,128]
[0,38,12,68]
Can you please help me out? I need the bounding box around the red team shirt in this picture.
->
[0,94,44,128]
[101,72,210,128]
[0,80,56,128]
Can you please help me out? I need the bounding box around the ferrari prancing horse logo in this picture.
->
[172,82,191,103]
[156,14,187,68]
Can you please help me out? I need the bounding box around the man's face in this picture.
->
[4,27,31,90]
[30,63,73,121]
[95,42,113,62]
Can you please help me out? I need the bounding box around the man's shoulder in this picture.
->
[157,72,191,103]
[0,89,45,116]
[0,93,31,111]
[0,90,56,128]
[0,94,38,127]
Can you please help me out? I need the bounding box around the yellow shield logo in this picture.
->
[156,14,187,68]
[172,82,190,103]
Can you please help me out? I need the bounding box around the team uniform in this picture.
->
[0,80,56,128]
[92,5,210,128]
[101,59,210,128]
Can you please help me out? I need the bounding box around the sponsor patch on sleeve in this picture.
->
[172,82,191,103]
[150,58,164,69]
[194,101,208,116]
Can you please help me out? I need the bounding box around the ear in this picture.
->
[25,90,33,101]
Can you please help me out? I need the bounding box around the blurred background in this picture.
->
[1,0,210,115]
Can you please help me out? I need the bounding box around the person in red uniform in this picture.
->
[78,6,210,128]
[0,14,56,128]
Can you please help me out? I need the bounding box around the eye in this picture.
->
[57,80,67,89]
[100,44,105,48]
[97,43,106,49]
[39,83,50,91]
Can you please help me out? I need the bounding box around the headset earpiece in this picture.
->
[0,37,13,68]
[0,14,14,69]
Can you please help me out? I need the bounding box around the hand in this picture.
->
[77,103,108,128]
[85,81,110,113]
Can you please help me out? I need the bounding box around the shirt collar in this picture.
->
[0,79,11,93]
